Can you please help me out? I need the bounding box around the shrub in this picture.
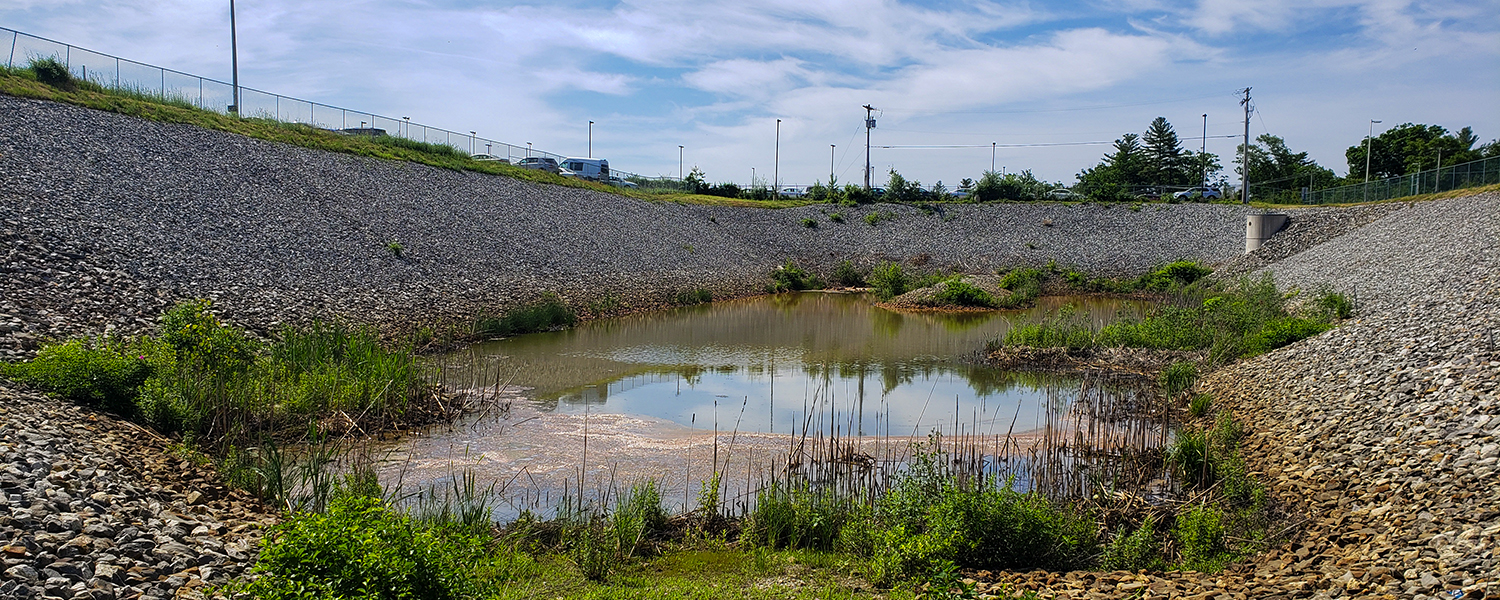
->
[932,278,996,308]
[800,217,818,228]
[673,288,713,306]
[829,212,845,223]
[1,337,149,414]
[386,241,405,258]
[1175,504,1230,572]
[1102,516,1165,572]
[995,267,1045,308]
[743,482,848,551]
[769,260,821,292]
[28,57,76,90]
[474,293,577,337]
[1002,307,1095,350]
[865,210,897,226]
[869,262,908,301]
[1314,289,1353,320]
[833,260,866,287]
[238,494,505,600]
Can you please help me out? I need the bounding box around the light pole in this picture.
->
[588,120,594,158]
[229,0,239,115]
[1200,113,1208,189]
[402,116,410,137]
[829,144,835,183]
[469,131,476,155]
[526,142,532,158]
[678,145,684,180]
[752,167,756,188]
[773,119,782,198]
[991,142,996,172]
[1365,119,1382,202]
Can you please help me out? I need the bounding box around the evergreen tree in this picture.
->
[1142,117,1189,186]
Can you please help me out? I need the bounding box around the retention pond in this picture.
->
[380,292,1169,516]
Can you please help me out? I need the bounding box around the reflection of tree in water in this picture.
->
[934,311,1001,333]
[768,292,810,311]
[870,308,904,338]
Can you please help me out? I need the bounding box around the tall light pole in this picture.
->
[863,104,876,190]
[773,119,781,198]
[588,120,594,158]
[1200,113,1208,189]
[526,142,532,158]
[469,131,476,156]
[829,144,835,183]
[402,116,410,138]
[1364,119,1381,202]
[229,0,239,115]
[678,145,684,180]
[991,142,996,172]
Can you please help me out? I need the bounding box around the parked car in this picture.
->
[1047,188,1083,200]
[1173,187,1222,200]
[560,157,610,181]
[606,177,639,189]
[558,167,579,178]
[779,187,805,197]
[516,157,560,174]
[470,154,510,163]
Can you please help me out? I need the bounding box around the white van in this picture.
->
[560,157,609,181]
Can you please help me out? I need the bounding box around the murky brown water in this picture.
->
[377,293,1156,516]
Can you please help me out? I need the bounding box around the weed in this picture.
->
[832,260,866,287]
[0,336,149,414]
[28,57,75,91]
[1101,515,1165,572]
[386,240,405,258]
[1313,288,1353,320]
[829,212,845,223]
[1001,307,1095,350]
[1159,361,1197,398]
[869,262,909,301]
[1174,504,1231,572]
[1188,393,1213,418]
[475,293,577,337]
[801,217,818,228]
[674,288,714,306]
[864,210,897,226]
[769,261,823,292]
[932,278,996,308]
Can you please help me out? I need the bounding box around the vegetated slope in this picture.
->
[1,93,1248,354]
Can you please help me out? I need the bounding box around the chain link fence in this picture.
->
[1303,155,1499,205]
[1,25,656,174]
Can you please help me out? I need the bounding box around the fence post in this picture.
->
[8,31,16,68]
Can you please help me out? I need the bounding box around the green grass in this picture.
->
[931,277,997,308]
[673,288,714,306]
[0,62,819,209]
[1001,275,1335,364]
[474,293,578,337]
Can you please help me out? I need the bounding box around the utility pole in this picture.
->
[588,120,593,158]
[1364,119,1382,202]
[1436,148,1442,192]
[229,0,239,115]
[1201,113,1208,189]
[774,119,781,199]
[1239,88,1252,204]
[829,144,835,183]
[679,145,684,180]
[863,104,876,190]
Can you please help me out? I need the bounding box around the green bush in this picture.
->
[869,262,909,301]
[800,217,818,228]
[673,288,714,306]
[995,267,1045,308]
[833,260,866,287]
[237,494,516,600]
[829,212,845,223]
[1174,504,1230,572]
[932,278,996,308]
[1,337,149,414]
[743,483,849,551]
[1314,289,1353,320]
[1101,516,1165,572]
[474,293,577,337]
[28,57,76,90]
[865,210,897,226]
[1159,361,1197,398]
[769,260,822,292]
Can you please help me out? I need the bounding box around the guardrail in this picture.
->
[1,25,631,171]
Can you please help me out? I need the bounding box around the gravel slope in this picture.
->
[1,93,1252,359]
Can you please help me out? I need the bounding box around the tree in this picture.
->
[1142,117,1191,187]
[885,169,924,203]
[1075,133,1148,201]
[929,180,950,201]
[1345,123,1483,181]
[1237,134,1337,202]
[684,166,707,193]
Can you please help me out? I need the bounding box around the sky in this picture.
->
[3,0,1498,188]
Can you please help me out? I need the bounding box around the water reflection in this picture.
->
[447,293,1148,436]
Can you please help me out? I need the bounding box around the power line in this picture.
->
[875,135,1239,150]
[880,92,1235,116]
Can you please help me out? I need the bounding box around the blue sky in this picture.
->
[4,0,1497,187]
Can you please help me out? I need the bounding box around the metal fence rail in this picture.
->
[1,25,647,173]
[1304,155,1498,205]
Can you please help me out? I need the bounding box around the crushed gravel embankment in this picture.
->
[0,93,1254,360]
[979,192,1499,599]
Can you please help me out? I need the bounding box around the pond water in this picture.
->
[380,293,1165,515]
